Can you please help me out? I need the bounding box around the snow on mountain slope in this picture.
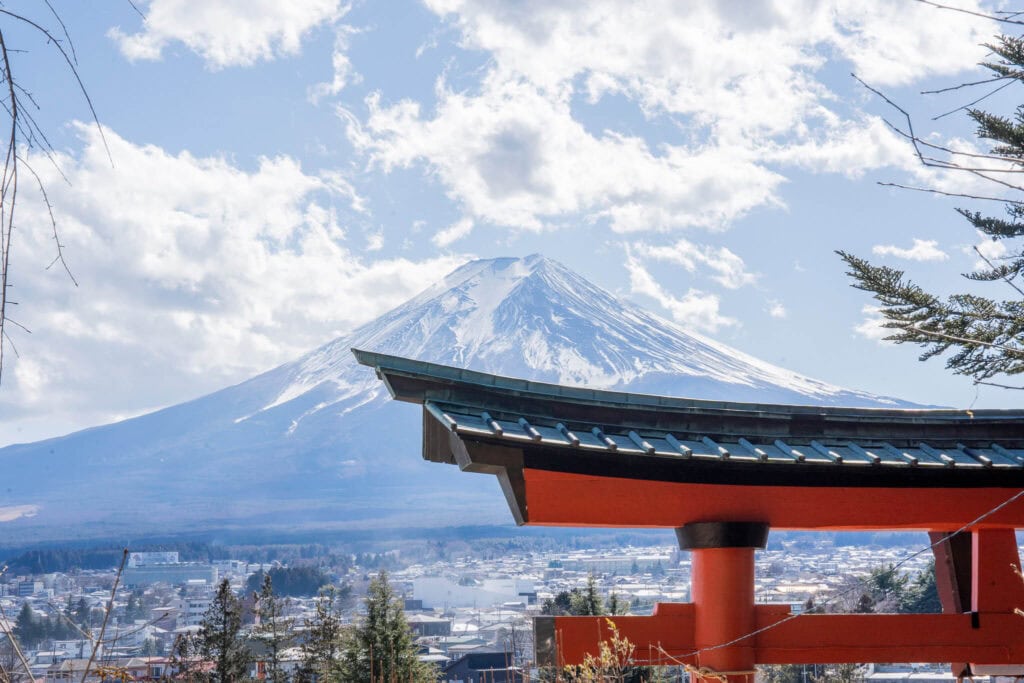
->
[265,254,903,424]
[0,255,910,542]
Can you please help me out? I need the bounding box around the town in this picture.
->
[0,533,957,682]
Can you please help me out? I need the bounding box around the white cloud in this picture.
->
[625,254,737,333]
[632,238,756,289]
[110,0,347,68]
[2,125,464,437]
[353,77,785,232]
[433,217,474,247]
[872,238,949,262]
[348,0,993,234]
[767,300,788,319]
[365,229,384,251]
[309,24,363,103]
[764,116,913,177]
[854,305,889,341]
[969,230,1009,270]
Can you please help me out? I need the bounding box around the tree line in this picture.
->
[2,543,230,574]
[243,567,331,598]
[171,571,435,683]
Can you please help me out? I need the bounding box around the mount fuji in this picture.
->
[0,255,911,543]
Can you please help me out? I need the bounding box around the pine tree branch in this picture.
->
[900,324,1024,357]
[972,244,1024,298]
[974,379,1024,390]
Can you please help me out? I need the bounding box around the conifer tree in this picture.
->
[569,575,603,616]
[338,571,434,683]
[298,586,344,683]
[254,574,293,683]
[13,604,41,649]
[199,579,250,683]
[840,34,1024,387]
[169,632,203,683]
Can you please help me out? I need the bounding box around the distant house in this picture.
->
[440,652,523,683]
[43,657,155,683]
[406,613,452,637]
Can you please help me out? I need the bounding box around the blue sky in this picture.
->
[0,0,1017,445]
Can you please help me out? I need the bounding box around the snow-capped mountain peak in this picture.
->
[268,254,904,418]
[0,255,909,543]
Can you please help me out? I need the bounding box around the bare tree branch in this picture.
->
[877,181,1024,204]
[933,79,1014,120]
[80,549,129,683]
[915,0,1024,26]
[19,154,77,284]
[43,0,78,65]
[0,9,110,163]
[0,7,109,384]
[973,379,1024,390]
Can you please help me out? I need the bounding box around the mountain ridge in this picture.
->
[0,254,912,542]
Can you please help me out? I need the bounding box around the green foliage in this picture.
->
[840,34,1024,386]
[13,602,80,648]
[897,561,941,614]
[170,631,204,682]
[124,591,147,622]
[254,574,294,683]
[607,592,629,616]
[299,586,345,682]
[245,566,330,598]
[338,571,434,683]
[862,562,939,614]
[570,575,604,616]
[2,542,228,574]
[199,579,250,683]
[542,575,615,617]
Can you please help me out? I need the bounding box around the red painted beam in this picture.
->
[523,469,1024,529]
[547,607,1024,667]
[756,613,1024,664]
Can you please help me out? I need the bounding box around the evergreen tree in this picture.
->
[299,586,344,682]
[245,567,330,598]
[541,590,574,616]
[607,592,629,616]
[74,598,91,626]
[569,575,603,616]
[13,603,42,649]
[840,34,1024,387]
[338,571,434,683]
[254,574,293,683]
[124,591,147,622]
[898,561,941,614]
[199,579,250,683]
[169,632,203,683]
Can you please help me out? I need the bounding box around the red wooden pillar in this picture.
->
[677,522,769,683]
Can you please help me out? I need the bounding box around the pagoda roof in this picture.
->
[354,350,1024,529]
